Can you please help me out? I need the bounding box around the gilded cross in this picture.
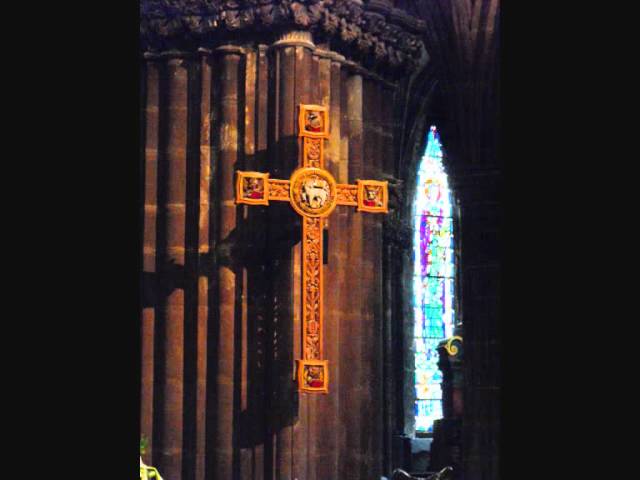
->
[236,104,389,393]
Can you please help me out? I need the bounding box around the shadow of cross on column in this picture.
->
[235,104,389,394]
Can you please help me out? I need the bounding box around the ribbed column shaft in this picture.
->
[156,55,190,479]
[212,46,243,479]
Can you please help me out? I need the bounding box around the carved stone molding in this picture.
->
[140,0,428,77]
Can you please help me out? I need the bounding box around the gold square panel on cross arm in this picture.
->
[236,171,270,206]
[296,359,329,394]
[357,179,389,213]
[298,104,329,138]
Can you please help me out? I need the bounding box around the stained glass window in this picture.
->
[413,126,455,433]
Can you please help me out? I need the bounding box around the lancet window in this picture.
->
[413,125,456,433]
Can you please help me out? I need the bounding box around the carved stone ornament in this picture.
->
[140,0,427,76]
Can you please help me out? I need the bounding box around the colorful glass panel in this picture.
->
[413,126,455,433]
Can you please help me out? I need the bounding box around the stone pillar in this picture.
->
[194,49,212,480]
[211,44,244,480]
[155,54,190,480]
[236,43,268,480]
[380,83,398,476]
[362,77,385,477]
[264,30,315,480]
[338,70,367,478]
[140,49,209,480]
[141,56,160,465]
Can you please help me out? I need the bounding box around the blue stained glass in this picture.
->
[413,126,455,433]
[415,399,444,433]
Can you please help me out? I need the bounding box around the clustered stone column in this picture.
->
[211,44,244,479]
[193,48,212,480]
[140,1,429,477]
[141,56,159,464]
[141,51,205,480]
[158,55,189,480]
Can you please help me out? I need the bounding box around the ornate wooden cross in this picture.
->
[236,104,388,393]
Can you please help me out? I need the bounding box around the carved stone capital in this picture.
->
[271,30,315,49]
[140,0,428,78]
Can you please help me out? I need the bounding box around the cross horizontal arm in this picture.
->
[268,178,290,201]
[336,184,358,206]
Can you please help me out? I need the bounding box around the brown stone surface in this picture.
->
[157,56,189,480]
[140,307,155,464]
[380,83,397,475]
[193,52,212,480]
[141,58,160,464]
[338,71,369,479]
[363,78,384,476]
[211,47,242,480]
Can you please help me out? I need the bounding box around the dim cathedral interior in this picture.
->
[139,1,500,479]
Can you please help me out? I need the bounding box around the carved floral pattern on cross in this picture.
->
[304,216,322,359]
[235,104,388,393]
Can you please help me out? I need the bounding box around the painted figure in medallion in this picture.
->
[298,104,329,139]
[304,365,325,389]
[363,185,383,208]
[357,179,388,213]
[243,176,264,199]
[305,110,324,133]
